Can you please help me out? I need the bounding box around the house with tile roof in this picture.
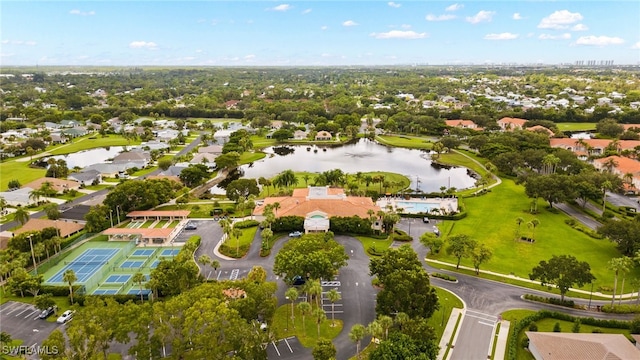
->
[23,177,80,194]
[526,125,554,137]
[315,131,332,141]
[15,218,85,238]
[525,332,640,360]
[253,187,381,233]
[593,155,640,192]
[497,117,528,131]
[444,119,483,131]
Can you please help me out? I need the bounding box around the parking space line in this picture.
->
[230,269,239,280]
[15,308,31,317]
[271,342,280,356]
[25,310,39,319]
[0,302,20,314]
[4,303,26,315]
[478,321,495,327]
[284,338,293,353]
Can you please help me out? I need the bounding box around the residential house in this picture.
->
[190,153,217,168]
[198,145,223,154]
[15,219,85,238]
[225,100,240,109]
[159,165,188,177]
[84,163,140,178]
[444,120,482,131]
[525,332,640,360]
[315,131,332,141]
[136,141,170,152]
[112,151,151,168]
[550,138,640,158]
[593,156,640,192]
[23,178,80,194]
[68,169,102,186]
[526,125,554,137]
[60,119,82,127]
[0,188,36,207]
[43,122,63,131]
[497,117,527,131]
[293,130,309,140]
[49,133,67,144]
[61,127,89,138]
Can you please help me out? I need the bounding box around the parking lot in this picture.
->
[266,336,311,359]
[0,301,64,351]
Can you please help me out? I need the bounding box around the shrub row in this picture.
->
[40,285,83,297]
[564,219,604,239]
[523,294,575,308]
[233,219,259,229]
[74,294,144,306]
[367,246,386,256]
[430,273,457,282]
[508,310,631,360]
[391,233,413,242]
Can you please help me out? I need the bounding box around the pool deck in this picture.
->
[377,197,459,214]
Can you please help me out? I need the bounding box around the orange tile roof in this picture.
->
[15,218,84,238]
[126,210,190,217]
[103,227,173,238]
[525,332,640,360]
[593,156,640,175]
[526,125,554,136]
[550,138,640,150]
[254,188,380,218]
[622,124,640,131]
[498,117,528,126]
[445,119,477,128]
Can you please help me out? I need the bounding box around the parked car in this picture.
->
[185,223,197,230]
[291,275,306,286]
[289,231,303,237]
[422,217,430,223]
[39,306,57,319]
[56,310,74,324]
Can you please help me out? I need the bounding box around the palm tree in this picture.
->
[618,257,633,305]
[602,158,618,173]
[602,180,613,212]
[29,189,43,206]
[197,254,211,277]
[14,207,30,226]
[542,154,561,175]
[63,269,77,304]
[297,301,312,336]
[378,315,393,340]
[285,287,298,328]
[272,202,281,216]
[210,260,220,279]
[527,219,540,240]
[307,280,323,307]
[349,324,366,359]
[232,228,243,257]
[312,308,326,338]
[326,289,341,327]
[302,174,311,187]
[515,217,525,239]
[132,272,146,302]
[608,257,632,307]
[367,320,383,342]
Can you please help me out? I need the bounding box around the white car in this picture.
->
[56,310,74,324]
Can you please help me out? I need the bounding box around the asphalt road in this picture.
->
[450,310,497,360]
[0,301,65,356]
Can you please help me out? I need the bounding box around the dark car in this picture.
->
[185,223,197,230]
[291,275,306,286]
[39,306,57,319]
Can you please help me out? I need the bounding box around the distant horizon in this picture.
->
[2,1,639,67]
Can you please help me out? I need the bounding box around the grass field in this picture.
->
[239,151,267,165]
[375,135,434,150]
[0,160,46,191]
[219,226,258,258]
[271,303,343,348]
[428,178,637,290]
[354,235,393,257]
[428,287,464,342]
[556,122,597,131]
[47,134,141,155]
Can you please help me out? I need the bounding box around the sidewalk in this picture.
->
[493,320,510,360]
[437,308,463,360]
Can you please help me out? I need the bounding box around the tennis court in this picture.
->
[48,248,120,283]
[93,289,119,295]
[150,260,160,269]
[160,249,180,256]
[131,249,155,257]
[120,260,144,269]
[105,274,131,284]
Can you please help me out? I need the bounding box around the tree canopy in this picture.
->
[273,233,348,282]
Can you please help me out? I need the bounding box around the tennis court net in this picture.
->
[65,261,108,266]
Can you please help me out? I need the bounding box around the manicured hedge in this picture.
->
[40,285,83,297]
[602,304,640,314]
[523,294,574,308]
[271,216,304,232]
[233,219,259,229]
[430,272,457,282]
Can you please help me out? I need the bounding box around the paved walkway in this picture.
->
[493,320,510,360]
[438,308,464,360]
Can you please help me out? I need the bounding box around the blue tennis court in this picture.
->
[150,260,160,269]
[131,249,155,257]
[161,249,180,256]
[105,274,131,284]
[128,289,152,296]
[48,248,120,283]
[120,260,144,269]
[93,289,119,295]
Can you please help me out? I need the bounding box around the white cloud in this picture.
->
[244,54,256,60]
[539,33,571,40]
[575,35,624,46]
[538,10,583,29]
[321,25,328,30]
[426,14,456,21]
[129,41,158,49]
[484,32,519,40]
[302,8,312,14]
[466,11,495,24]
[571,23,588,31]
[69,9,95,16]
[632,42,640,49]
[388,2,401,8]
[342,20,358,27]
[401,24,411,29]
[445,3,464,12]
[2,40,37,46]
[512,13,523,20]
[271,4,291,11]
[370,30,428,39]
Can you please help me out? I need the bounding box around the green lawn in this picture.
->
[131,166,158,177]
[250,135,278,149]
[375,135,434,150]
[271,303,343,348]
[140,220,155,228]
[354,235,393,257]
[219,226,258,258]
[428,178,637,290]
[239,151,267,165]
[156,220,168,228]
[0,160,46,191]
[428,287,464,342]
[48,134,141,155]
[555,122,597,131]
[84,184,113,191]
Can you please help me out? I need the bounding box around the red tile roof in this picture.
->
[103,227,173,238]
[15,219,84,238]
[127,210,190,218]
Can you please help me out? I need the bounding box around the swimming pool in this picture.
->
[394,200,439,214]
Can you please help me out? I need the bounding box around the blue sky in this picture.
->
[2,1,639,66]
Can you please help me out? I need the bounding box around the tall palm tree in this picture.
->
[515,217,525,239]
[602,180,613,212]
[618,257,633,305]
[302,174,311,187]
[63,269,77,304]
[349,324,366,359]
[29,189,43,206]
[297,301,312,336]
[527,219,540,240]
[232,228,243,257]
[272,202,281,217]
[326,289,341,327]
[210,260,220,279]
[378,315,393,340]
[313,308,326,338]
[14,207,30,226]
[307,280,323,307]
[285,287,298,328]
[132,272,146,302]
[607,257,630,307]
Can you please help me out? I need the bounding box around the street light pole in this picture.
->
[110,210,113,228]
[285,296,289,331]
[28,234,37,274]
[116,205,120,224]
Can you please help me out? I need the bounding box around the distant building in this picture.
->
[315,131,332,141]
[23,178,80,194]
[497,117,528,131]
[68,169,102,186]
[525,332,640,360]
[15,218,84,238]
[444,119,482,130]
